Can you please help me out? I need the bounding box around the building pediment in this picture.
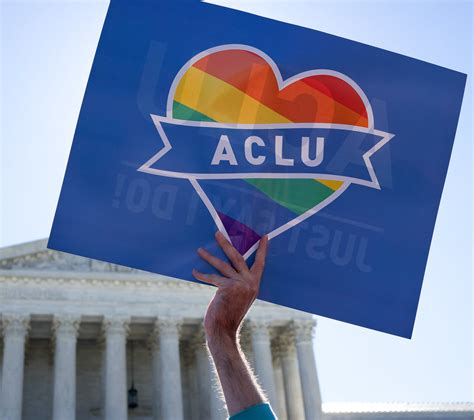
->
[0,238,136,273]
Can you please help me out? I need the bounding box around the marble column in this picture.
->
[239,326,253,366]
[272,349,288,420]
[249,320,277,409]
[98,335,107,416]
[148,334,161,420]
[52,315,81,420]
[295,319,322,419]
[182,342,198,420]
[102,316,130,420]
[0,342,3,385]
[193,328,211,420]
[278,327,305,420]
[0,314,30,420]
[156,317,184,420]
[193,326,225,420]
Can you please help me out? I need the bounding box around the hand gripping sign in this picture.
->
[139,45,394,259]
[48,0,466,338]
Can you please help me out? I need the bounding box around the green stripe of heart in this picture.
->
[245,178,334,215]
[173,101,215,122]
[172,100,333,215]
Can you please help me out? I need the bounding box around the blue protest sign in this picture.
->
[49,0,466,338]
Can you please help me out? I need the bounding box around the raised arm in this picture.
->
[193,231,276,419]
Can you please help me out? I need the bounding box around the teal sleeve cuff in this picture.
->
[229,403,277,420]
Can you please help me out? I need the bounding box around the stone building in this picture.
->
[0,239,472,420]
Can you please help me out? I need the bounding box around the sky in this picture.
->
[1,0,473,404]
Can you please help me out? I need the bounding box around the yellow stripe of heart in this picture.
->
[174,66,291,124]
[315,179,344,190]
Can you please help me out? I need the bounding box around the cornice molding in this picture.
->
[0,270,206,291]
[0,270,313,323]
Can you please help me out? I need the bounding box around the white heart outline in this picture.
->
[138,44,394,259]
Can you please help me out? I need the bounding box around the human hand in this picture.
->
[192,231,269,345]
[193,232,272,416]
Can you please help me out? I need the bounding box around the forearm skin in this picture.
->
[207,332,267,416]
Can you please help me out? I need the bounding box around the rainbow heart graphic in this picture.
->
[140,45,393,258]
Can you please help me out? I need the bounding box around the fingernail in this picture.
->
[197,247,203,254]
[215,231,222,238]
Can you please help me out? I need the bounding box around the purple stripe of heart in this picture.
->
[217,211,261,255]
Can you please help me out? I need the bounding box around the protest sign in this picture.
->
[49,0,466,338]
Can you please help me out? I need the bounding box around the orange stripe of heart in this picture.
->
[193,49,368,127]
